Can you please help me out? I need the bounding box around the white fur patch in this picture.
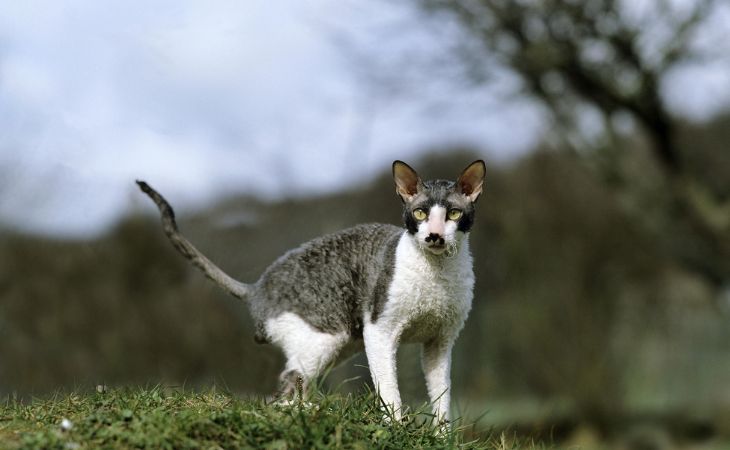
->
[426,205,446,237]
[265,312,349,378]
[363,231,474,421]
[384,231,474,342]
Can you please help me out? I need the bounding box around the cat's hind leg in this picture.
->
[276,369,305,399]
[266,312,349,399]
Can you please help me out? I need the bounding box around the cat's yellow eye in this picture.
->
[413,208,427,221]
[448,209,463,221]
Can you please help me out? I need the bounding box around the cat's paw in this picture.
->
[435,419,452,437]
[378,404,406,425]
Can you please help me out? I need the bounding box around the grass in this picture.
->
[0,387,527,449]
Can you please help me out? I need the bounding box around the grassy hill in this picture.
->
[0,387,519,450]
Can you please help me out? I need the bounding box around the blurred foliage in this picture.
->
[419,0,717,169]
[0,217,279,396]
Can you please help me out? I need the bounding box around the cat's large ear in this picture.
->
[456,160,486,202]
[393,160,422,202]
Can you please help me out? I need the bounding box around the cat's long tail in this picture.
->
[136,180,251,300]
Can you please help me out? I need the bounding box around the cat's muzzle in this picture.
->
[424,233,448,254]
[425,233,445,246]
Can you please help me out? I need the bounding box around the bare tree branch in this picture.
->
[417,0,730,286]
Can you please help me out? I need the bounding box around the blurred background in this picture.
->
[2,0,730,448]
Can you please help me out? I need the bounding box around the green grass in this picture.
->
[0,387,521,449]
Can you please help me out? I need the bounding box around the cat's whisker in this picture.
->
[445,242,459,258]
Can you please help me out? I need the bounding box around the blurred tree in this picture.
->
[417,0,730,286]
[407,0,730,434]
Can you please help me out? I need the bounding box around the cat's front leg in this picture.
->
[363,322,402,420]
[422,336,455,424]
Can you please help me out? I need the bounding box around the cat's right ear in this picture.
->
[393,160,422,203]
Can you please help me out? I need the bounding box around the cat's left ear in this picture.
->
[457,160,486,202]
[393,160,423,203]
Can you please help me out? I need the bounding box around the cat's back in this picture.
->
[250,223,403,335]
[268,223,401,271]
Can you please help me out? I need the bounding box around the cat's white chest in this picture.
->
[381,232,474,342]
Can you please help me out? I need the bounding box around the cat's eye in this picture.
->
[413,209,427,221]
[448,209,463,221]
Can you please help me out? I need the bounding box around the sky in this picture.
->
[0,0,728,237]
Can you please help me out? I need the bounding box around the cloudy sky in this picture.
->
[0,0,728,236]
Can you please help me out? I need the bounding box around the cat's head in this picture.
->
[392,160,485,256]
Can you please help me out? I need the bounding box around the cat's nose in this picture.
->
[426,233,445,245]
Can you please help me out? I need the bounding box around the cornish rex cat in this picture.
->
[137,160,485,422]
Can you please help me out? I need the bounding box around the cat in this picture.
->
[136,159,485,423]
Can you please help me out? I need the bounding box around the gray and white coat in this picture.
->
[137,159,485,423]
